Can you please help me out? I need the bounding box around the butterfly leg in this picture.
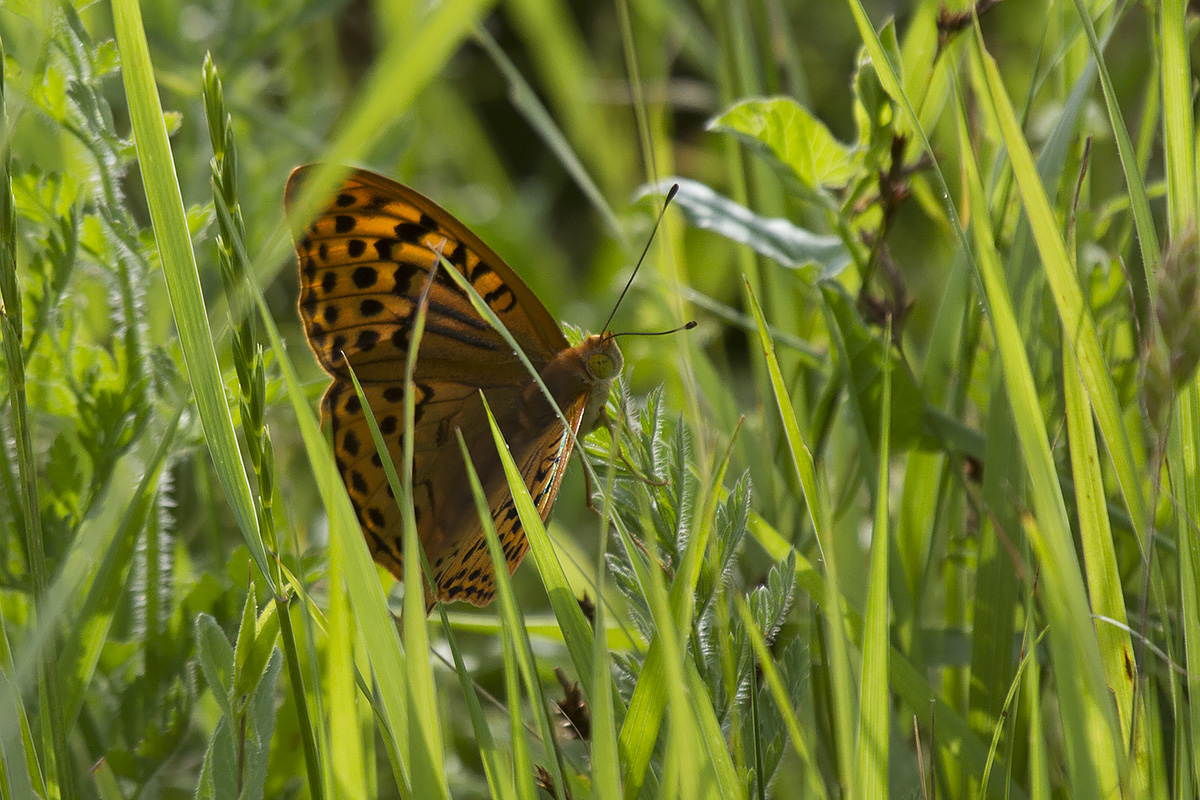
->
[577,447,602,516]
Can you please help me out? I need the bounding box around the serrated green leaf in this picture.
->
[196,717,237,800]
[710,97,856,189]
[239,650,282,800]
[195,614,234,717]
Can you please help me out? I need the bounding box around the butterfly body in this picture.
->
[287,165,619,606]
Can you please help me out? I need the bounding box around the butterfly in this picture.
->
[286,166,623,607]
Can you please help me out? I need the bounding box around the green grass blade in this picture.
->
[325,489,367,798]
[458,423,562,800]
[343,268,448,798]
[1063,337,1145,788]
[749,513,1025,799]
[743,277,855,789]
[968,18,1151,552]
[615,428,742,798]
[953,67,1120,794]
[1021,596,1051,800]
[588,458,621,799]
[437,606,510,798]
[854,323,891,800]
[1159,0,1196,229]
[437,257,598,694]
[110,0,272,584]
[252,293,413,795]
[637,543,703,799]
[1068,0,1160,294]
[1159,2,1200,794]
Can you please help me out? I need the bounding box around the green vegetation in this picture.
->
[1,0,1197,797]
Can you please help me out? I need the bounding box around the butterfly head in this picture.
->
[583,334,624,382]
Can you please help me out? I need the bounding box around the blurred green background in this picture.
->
[2,0,1197,797]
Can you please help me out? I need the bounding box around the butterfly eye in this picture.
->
[586,352,616,380]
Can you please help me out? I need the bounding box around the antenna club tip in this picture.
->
[666,184,680,202]
[684,320,697,330]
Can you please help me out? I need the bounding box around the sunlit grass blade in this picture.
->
[1159,0,1196,229]
[252,292,412,793]
[438,257,598,694]
[979,624,1048,798]
[1062,338,1145,790]
[588,455,620,800]
[343,264,448,799]
[440,612,642,649]
[637,541,706,799]
[953,67,1120,794]
[324,483,367,798]
[501,620,535,800]
[1159,2,1200,793]
[1021,596,1052,800]
[110,0,272,584]
[457,423,564,800]
[743,276,855,789]
[1068,0,1160,298]
[967,17,1151,553]
[1169,390,1200,792]
[437,605,511,798]
[614,426,743,798]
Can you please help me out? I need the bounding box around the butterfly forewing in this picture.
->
[289,166,567,379]
[288,165,592,607]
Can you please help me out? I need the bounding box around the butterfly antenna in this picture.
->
[610,320,697,339]
[601,183,679,334]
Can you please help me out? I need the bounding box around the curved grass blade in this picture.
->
[252,293,413,795]
[438,257,598,695]
[952,64,1121,794]
[458,425,563,800]
[743,276,855,789]
[343,265,448,799]
[111,0,272,585]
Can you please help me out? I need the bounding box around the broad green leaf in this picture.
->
[710,97,856,189]
[642,178,850,279]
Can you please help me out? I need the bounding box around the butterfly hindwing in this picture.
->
[433,392,589,606]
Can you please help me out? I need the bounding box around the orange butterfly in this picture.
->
[287,166,623,607]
